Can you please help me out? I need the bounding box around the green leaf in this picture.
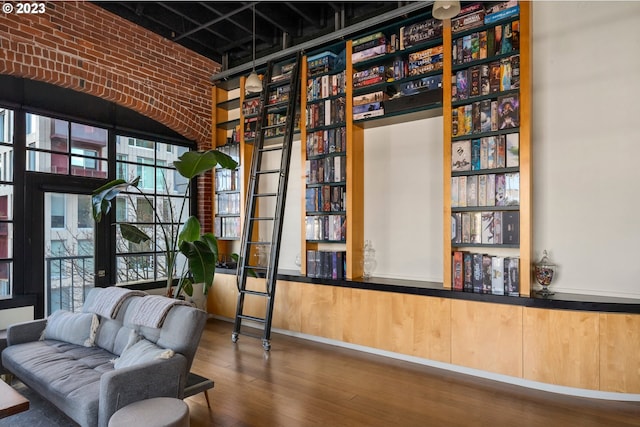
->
[179,237,217,294]
[178,216,201,244]
[182,278,194,297]
[119,223,151,244]
[92,177,139,222]
[173,150,238,180]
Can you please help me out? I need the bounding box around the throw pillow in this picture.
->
[42,310,99,347]
[113,338,174,369]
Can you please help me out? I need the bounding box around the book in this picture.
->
[489,61,501,93]
[510,54,520,89]
[500,57,512,91]
[453,251,464,291]
[451,140,472,172]
[452,8,486,34]
[486,174,496,207]
[496,135,506,168]
[463,252,474,292]
[495,173,506,206]
[482,254,492,294]
[478,174,487,206]
[498,94,519,129]
[472,253,483,293]
[506,133,519,167]
[502,211,520,245]
[505,257,520,296]
[491,257,505,295]
[481,211,494,244]
[470,211,482,244]
[485,4,520,25]
[493,211,502,244]
[451,212,462,243]
[400,18,442,49]
[461,212,471,243]
[504,172,520,206]
[458,176,467,208]
[480,64,490,96]
[471,139,481,171]
[456,69,469,100]
[467,175,478,207]
[451,176,459,208]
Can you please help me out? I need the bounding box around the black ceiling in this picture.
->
[94,2,427,71]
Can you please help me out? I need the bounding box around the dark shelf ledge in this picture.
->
[216,269,640,314]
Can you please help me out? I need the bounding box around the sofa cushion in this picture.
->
[113,338,174,369]
[42,310,99,347]
[2,339,116,427]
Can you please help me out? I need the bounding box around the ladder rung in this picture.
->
[254,193,277,197]
[237,331,264,340]
[259,145,283,152]
[239,314,266,323]
[262,124,285,130]
[243,265,267,270]
[250,217,275,221]
[256,169,281,175]
[248,241,272,245]
[241,289,270,297]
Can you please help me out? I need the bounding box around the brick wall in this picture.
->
[0,0,220,231]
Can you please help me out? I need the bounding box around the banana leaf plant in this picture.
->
[92,149,238,299]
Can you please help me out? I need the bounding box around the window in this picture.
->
[115,134,192,286]
[71,148,98,170]
[77,196,92,229]
[50,194,65,228]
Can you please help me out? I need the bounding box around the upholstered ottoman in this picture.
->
[108,397,189,427]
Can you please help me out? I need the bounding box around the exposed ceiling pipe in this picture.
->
[211,1,433,83]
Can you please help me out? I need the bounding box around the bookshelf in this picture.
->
[300,43,364,279]
[443,1,532,296]
[350,11,444,126]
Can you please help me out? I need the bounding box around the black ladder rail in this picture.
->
[232,52,302,351]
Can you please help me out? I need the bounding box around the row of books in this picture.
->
[452,20,520,65]
[452,251,520,296]
[305,185,346,213]
[243,116,257,140]
[306,127,347,157]
[242,98,261,116]
[451,172,520,209]
[453,55,520,102]
[214,192,241,216]
[407,45,444,77]
[352,91,388,120]
[352,32,388,64]
[306,250,346,279]
[305,214,346,241]
[214,168,240,192]
[306,97,346,129]
[307,51,342,77]
[307,71,346,102]
[306,155,346,185]
[216,142,240,164]
[451,134,519,172]
[268,85,290,105]
[214,216,240,240]
[271,62,295,82]
[451,211,519,246]
[452,93,520,137]
[451,1,519,34]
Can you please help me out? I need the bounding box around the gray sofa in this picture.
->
[1,287,208,427]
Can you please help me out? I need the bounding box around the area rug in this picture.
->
[0,381,77,426]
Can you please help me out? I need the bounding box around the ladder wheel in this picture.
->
[231,332,239,343]
[262,339,271,351]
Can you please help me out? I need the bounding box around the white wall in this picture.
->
[532,1,640,298]
[363,118,444,281]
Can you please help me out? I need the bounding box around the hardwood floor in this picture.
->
[186,319,640,427]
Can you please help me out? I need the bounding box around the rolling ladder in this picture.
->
[232,52,302,350]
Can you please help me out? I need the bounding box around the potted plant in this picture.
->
[92,149,238,301]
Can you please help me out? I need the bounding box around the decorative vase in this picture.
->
[535,250,556,296]
[361,240,377,280]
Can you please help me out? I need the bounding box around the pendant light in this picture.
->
[432,0,461,20]
[245,3,263,93]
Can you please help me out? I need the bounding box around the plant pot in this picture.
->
[187,282,207,311]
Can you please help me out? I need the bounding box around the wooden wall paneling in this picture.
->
[345,39,364,279]
[451,300,523,377]
[412,296,451,363]
[442,18,453,290]
[298,282,345,341]
[272,280,303,333]
[523,307,599,390]
[209,273,238,318]
[599,313,640,393]
[519,1,533,296]
[299,58,309,276]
